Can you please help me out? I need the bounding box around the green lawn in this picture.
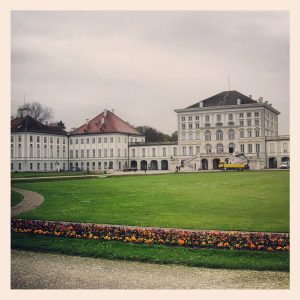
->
[12,170,289,232]
[11,171,95,178]
[11,233,289,271]
[11,191,24,207]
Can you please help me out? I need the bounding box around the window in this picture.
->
[188,132,193,140]
[109,149,113,157]
[50,137,53,143]
[173,147,177,156]
[217,114,221,121]
[240,130,244,138]
[152,148,156,157]
[63,146,65,158]
[188,116,192,121]
[255,112,259,117]
[98,162,101,169]
[255,119,260,126]
[240,144,245,153]
[118,137,121,143]
[30,136,33,142]
[181,133,186,140]
[181,124,186,130]
[247,112,251,118]
[30,144,33,158]
[195,123,200,129]
[205,130,211,141]
[255,129,260,137]
[63,138,65,144]
[18,144,22,157]
[181,117,185,121]
[44,145,47,158]
[92,138,95,144]
[98,137,101,143]
[37,136,40,142]
[247,129,252,138]
[216,144,224,154]
[247,120,252,126]
[56,137,59,144]
[81,149,84,158]
[18,163,22,170]
[75,150,78,158]
[11,136,14,143]
[81,138,84,144]
[92,149,96,158]
[239,120,244,126]
[98,149,101,157]
[283,143,288,153]
[44,137,47,143]
[50,145,53,158]
[104,162,108,169]
[18,135,22,142]
[104,149,108,157]
[86,138,89,144]
[118,148,121,157]
[74,138,78,144]
[256,144,260,154]
[37,144,41,158]
[92,162,96,170]
[142,148,145,157]
[104,137,107,143]
[248,144,253,153]
[110,137,113,143]
[205,115,210,122]
[30,163,33,171]
[196,146,200,154]
[182,146,186,155]
[163,148,166,156]
[228,114,233,121]
[195,131,200,140]
[228,129,235,140]
[44,163,47,171]
[188,123,193,129]
[195,115,199,120]
[239,113,244,118]
[124,149,127,157]
[11,144,14,158]
[205,144,211,154]
[216,130,223,140]
[70,150,73,158]
[50,163,53,171]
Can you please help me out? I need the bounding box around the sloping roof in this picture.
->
[187,90,257,108]
[70,110,143,136]
[11,115,67,135]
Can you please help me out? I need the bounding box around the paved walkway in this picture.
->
[11,187,44,217]
[11,250,289,289]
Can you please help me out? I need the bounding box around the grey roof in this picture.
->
[187,90,257,108]
[11,115,67,136]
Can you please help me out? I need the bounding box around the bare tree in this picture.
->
[19,102,54,124]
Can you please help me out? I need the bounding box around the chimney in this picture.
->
[199,101,203,108]
[104,109,107,117]
[264,100,268,105]
[111,108,115,114]
[258,97,263,104]
[249,95,252,99]
[237,98,241,105]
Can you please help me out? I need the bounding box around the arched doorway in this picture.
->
[161,160,168,170]
[130,160,137,169]
[213,158,220,170]
[150,160,158,170]
[269,157,277,168]
[141,160,147,170]
[201,158,208,170]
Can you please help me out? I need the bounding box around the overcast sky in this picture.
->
[11,11,289,134]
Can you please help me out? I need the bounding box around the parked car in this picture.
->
[71,166,82,171]
[280,161,290,169]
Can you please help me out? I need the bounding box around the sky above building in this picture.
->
[11,11,289,134]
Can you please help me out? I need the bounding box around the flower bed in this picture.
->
[11,219,290,252]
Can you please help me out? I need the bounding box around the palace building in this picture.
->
[11,90,290,172]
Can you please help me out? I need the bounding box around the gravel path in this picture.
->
[11,250,289,289]
[11,188,44,217]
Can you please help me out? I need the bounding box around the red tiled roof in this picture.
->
[70,110,142,136]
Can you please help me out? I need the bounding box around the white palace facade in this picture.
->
[11,90,290,172]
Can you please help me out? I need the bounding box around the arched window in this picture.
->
[216,143,224,154]
[205,130,211,141]
[216,130,223,140]
[205,144,212,154]
[228,129,235,140]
